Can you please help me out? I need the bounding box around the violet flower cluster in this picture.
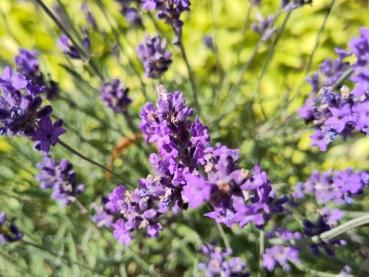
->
[0,50,64,153]
[185,147,286,228]
[58,34,90,60]
[99,79,132,115]
[105,86,284,245]
[15,49,59,99]
[116,0,142,27]
[81,2,98,30]
[293,169,369,204]
[263,245,300,272]
[36,156,85,206]
[142,0,190,36]
[303,216,347,256]
[137,35,172,78]
[199,244,249,277]
[0,212,23,244]
[300,28,369,151]
[105,185,162,245]
[281,0,312,11]
[252,13,276,42]
[263,229,301,272]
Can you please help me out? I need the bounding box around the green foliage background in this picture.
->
[0,0,369,276]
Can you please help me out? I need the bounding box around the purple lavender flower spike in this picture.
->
[15,49,39,76]
[324,104,353,133]
[263,245,300,272]
[81,2,98,29]
[141,0,191,36]
[137,35,172,78]
[91,197,114,228]
[0,212,23,244]
[36,156,84,206]
[105,185,162,245]
[15,49,59,98]
[107,86,282,244]
[0,66,27,93]
[58,34,82,59]
[99,79,132,115]
[116,1,143,26]
[199,244,249,277]
[203,36,216,51]
[303,216,346,256]
[251,13,276,42]
[182,174,211,208]
[281,0,312,11]
[32,116,65,153]
[300,28,369,150]
[293,169,369,204]
[349,27,369,67]
[320,207,343,227]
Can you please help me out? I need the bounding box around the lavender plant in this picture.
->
[0,0,369,276]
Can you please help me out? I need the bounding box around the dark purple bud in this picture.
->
[37,105,53,118]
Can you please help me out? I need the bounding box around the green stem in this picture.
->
[33,0,82,56]
[258,229,265,277]
[312,213,369,243]
[177,34,200,113]
[58,139,124,181]
[304,0,336,75]
[125,247,162,277]
[216,223,230,249]
[33,0,104,81]
[23,240,94,271]
[331,68,354,91]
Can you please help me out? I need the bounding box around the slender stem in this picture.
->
[95,0,147,99]
[234,2,253,64]
[258,229,265,277]
[125,247,162,277]
[216,223,230,249]
[33,0,104,81]
[312,213,369,243]
[255,10,292,93]
[58,139,124,180]
[33,0,82,56]
[23,240,94,271]
[331,68,354,91]
[227,39,263,94]
[304,0,336,75]
[177,33,200,113]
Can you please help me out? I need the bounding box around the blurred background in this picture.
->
[0,0,369,276]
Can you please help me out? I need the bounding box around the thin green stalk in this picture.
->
[95,0,148,100]
[293,0,336,97]
[304,0,336,75]
[331,68,354,91]
[216,223,231,249]
[255,10,292,93]
[33,0,82,56]
[312,213,369,243]
[235,1,254,63]
[227,39,263,94]
[23,240,94,271]
[58,139,125,181]
[125,247,163,277]
[258,229,265,277]
[33,0,104,81]
[177,37,200,113]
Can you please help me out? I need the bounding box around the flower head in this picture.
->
[137,35,172,78]
[100,79,132,115]
[199,244,249,277]
[36,156,84,205]
[32,116,65,153]
[0,212,23,244]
